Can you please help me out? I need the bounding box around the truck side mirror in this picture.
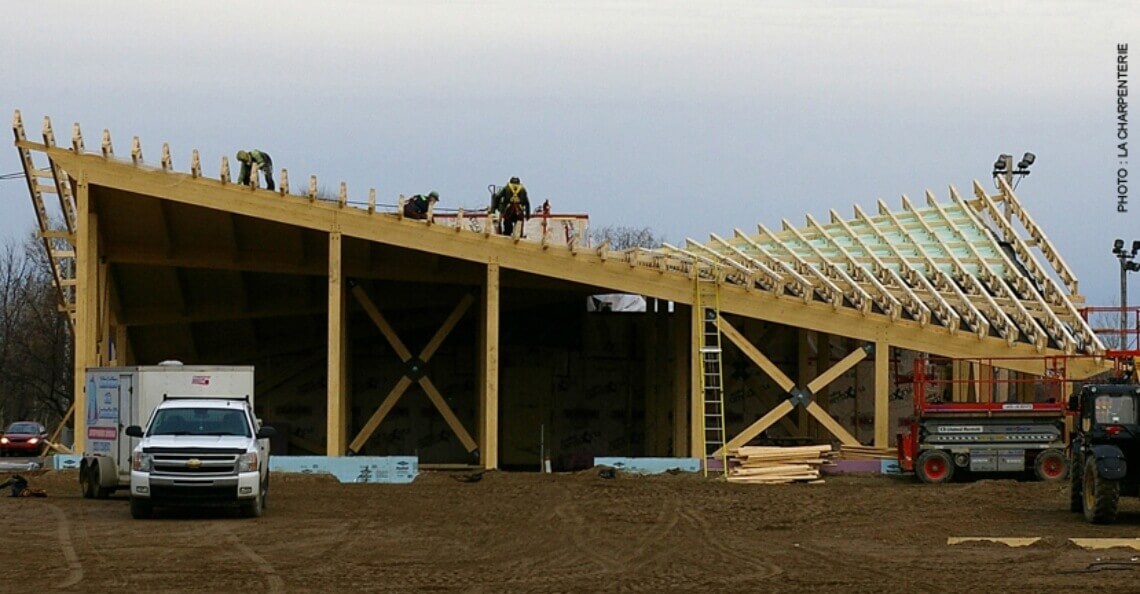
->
[125,425,144,438]
[1066,395,1079,412]
[256,426,276,439]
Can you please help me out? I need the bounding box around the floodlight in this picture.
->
[1133,240,1140,255]
[1115,239,1125,253]
[993,154,1012,172]
[1018,152,1036,169]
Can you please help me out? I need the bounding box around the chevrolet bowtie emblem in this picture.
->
[187,458,202,469]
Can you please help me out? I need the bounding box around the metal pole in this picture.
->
[1122,256,1129,349]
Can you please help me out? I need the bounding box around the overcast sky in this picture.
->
[2,1,1135,306]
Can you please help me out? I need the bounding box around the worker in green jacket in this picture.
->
[236,150,275,191]
[404,191,439,220]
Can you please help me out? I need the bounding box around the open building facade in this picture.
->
[13,111,1110,469]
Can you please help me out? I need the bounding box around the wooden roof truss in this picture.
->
[13,111,1106,367]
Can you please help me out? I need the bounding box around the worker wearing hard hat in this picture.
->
[404,191,439,221]
[236,149,275,191]
[491,177,530,236]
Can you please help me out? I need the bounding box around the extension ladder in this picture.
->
[695,276,727,477]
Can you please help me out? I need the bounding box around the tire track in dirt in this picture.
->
[45,503,84,590]
[221,528,285,593]
[676,504,784,583]
[794,542,943,593]
[71,505,128,588]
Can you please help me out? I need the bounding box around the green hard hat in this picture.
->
[428,191,439,199]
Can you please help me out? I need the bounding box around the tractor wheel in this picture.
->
[1034,450,1067,481]
[1083,456,1120,524]
[1068,453,1083,513]
[916,450,954,484]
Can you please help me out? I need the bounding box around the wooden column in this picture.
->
[952,360,967,402]
[815,332,831,438]
[671,305,689,456]
[874,341,890,448]
[689,303,703,458]
[73,171,97,453]
[797,330,813,436]
[326,231,347,456]
[478,262,500,469]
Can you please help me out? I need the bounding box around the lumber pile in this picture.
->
[726,445,834,484]
[838,444,897,460]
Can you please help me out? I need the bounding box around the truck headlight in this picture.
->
[132,452,153,472]
[239,452,259,473]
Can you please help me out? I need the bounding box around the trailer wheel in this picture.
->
[916,450,954,484]
[91,463,112,499]
[1068,453,1083,513]
[1083,456,1120,524]
[79,462,95,499]
[1034,450,1067,481]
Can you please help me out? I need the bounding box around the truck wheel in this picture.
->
[916,450,954,484]
[1069,454,1083,512]
[1034,450,1067,481]
[130,497,152,519]
[1083,457,1120,524]
[79,462,95,499]
[241,494,264,519]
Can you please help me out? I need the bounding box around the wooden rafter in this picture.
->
[758,222,844,308]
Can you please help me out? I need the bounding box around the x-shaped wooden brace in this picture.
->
[713,315,865,456]
[347,287,478,454]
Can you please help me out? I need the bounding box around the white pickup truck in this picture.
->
[124,396,275,519]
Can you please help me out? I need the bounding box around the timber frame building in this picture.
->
[13,111,1109,469]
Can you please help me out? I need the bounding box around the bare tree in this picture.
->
[589,225,664,250]
[0,231,72,429]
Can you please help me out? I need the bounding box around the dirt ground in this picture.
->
[5,467,1140,593]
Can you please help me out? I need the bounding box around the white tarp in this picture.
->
[586,294,646,312]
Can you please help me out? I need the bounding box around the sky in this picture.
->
[2,1,1136,307]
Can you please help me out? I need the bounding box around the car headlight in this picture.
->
[132,452,153,472]
[28,437,38,444]
[0,437,8,444]
[238,451,258,473]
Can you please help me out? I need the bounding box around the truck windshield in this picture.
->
[148,408,251,437]
[1094,395,1137,424]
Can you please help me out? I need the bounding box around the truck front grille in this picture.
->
[152,453,239,476]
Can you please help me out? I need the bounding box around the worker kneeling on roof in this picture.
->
[404,191,439,221]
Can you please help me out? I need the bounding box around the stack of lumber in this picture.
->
[726,445,834,484]
[838,444,897,460]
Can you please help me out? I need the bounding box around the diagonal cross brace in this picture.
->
[716,316,866,455]
[348,287,477,454]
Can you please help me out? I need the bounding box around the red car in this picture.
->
[0,422,48,457]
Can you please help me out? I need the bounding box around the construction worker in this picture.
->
[236,150,275,191]
[404,191,439,221]
[491,177,530,236]
[0,475,45,497]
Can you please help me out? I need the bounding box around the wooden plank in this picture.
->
[420,377,478,452]
[874,340,889,448]
[326,231,347,456]
[718,315,796,392]
[672,305,690,456]
[420,294,474,361]
[807,345,869,394]
[351,285,413,361]
[716,399,795,456]
[348,376,412,453]
[805,401,860,446]
[479,262,500,469]
[73,173,96,452]
[690,301,703,458]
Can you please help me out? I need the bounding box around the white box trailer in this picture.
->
[80,363,255,498]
